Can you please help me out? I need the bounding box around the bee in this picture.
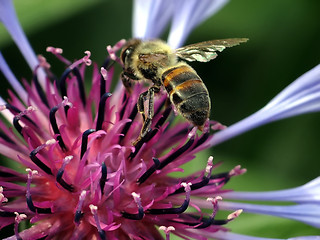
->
[120,38,248,143]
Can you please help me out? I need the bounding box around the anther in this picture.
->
[4,104,35,127]
[38,55,51,69]
[89,204,106,240]
[202,120,210,133]
[74,190,86,226]
[188,126,198,139]
[229,165,247,177]
[195,196,222,229]
[83,51,92,66]
[13,106,37,135]
[29,139,56,175]
[121,192,144,220]
[207,196,222,218]
[227,209,243,222]
[148,182,191,215]
[3,104,36,130]
[46,46,63,55]
[0,186,8,204]
[211,121,227,131]
[14,212,27,240]
[100,67,108,80]
[56,156,74,192]
[113,39,126,52]
[171,156,213,195]
[47,46,74,68]
[159,226,175,240]
[80,129,96,159]
[100,59,115,98]
[106,39,126,66]
[106,45,117,61]
[96,92,112,131]
[100,67,109,98]
[205,156,214,175]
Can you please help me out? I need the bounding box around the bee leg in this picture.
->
[134,86,159,145]
[164,97,171,108]
[120,72,133,94]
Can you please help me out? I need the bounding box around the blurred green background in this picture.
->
[0,0,319,238]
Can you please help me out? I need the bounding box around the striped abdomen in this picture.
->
[162,64,211,128]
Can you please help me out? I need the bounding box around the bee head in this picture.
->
[120,39,142,67]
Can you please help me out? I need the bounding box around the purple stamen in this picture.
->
[80,129,96,159]
[100,61,114,98]
[96,92,112,131]
[11,106,37,136]
[119,104,138,144]
[0,186,8,204]
[29,139,56,175]
[49,98,72,151]
[99,162,107,194]
[121,192,144,220]
[148,182,191,214]
[106,39,126,66]
[0,211,16,217]
[74,190,86,226]
[59,67,86,107]
[158,136,195,170]
[26,168,52,214]
[89,204,106,240]
[159,226,175,240]
[56,156,75,192]
[192,132,210,150]
[172,156,213,195]
[46,46,70,65]
[14,212,26,240]
[137,157,161,185]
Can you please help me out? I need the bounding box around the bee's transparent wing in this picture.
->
[175,38,248,62]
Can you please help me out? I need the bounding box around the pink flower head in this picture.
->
[0,41,244,239]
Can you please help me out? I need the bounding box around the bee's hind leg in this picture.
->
[134,86,160,145]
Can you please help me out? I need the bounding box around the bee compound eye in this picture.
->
[121,47,132,64]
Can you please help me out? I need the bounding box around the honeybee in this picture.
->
[120,38,248,143]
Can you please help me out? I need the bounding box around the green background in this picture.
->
[0,0,319,238]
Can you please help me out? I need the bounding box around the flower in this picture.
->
[0,0,319,240]
[0,38,245,239]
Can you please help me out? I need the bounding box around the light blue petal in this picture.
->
[132,0,173,39]
[168,0,229,48]
[206,64,320,147]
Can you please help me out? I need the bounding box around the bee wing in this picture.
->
[175,38,248,62]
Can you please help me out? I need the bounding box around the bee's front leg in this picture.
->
[134,86,160,145]
[120,72,133,94]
